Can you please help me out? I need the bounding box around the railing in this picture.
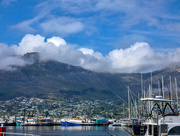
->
[144,117,158,124]
[0,132,39,136]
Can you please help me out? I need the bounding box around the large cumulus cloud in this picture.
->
[1,34,180,73]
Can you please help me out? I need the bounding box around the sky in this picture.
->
[0,0,180,73]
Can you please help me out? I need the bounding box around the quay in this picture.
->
[0,132,39,136]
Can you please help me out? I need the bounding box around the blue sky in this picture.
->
[0,0,180,73]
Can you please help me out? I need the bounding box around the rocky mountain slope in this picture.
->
[0,52,180,102]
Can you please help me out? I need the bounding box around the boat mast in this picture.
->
[135,100,138,118]
[128,86,131,119]
[149,84,151,113]
[175,77,179,111]
[151,71,153,97]
[158,80,161,96]
[140,72,144,118]
[141,72,143,98]
[169,76,172,100]
[144,85,146,98]
[123,103,125,118]
[162,75,165,99]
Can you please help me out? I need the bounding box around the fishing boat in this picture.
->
[5,116,16,126]
[61,120,75,126]
[23,118,39,126]
[61,118,96,126]
[16,117,39,126]
[39,118,52,126]
[16,117,23,126]
[141,96,180,136]
[92,118,109,126]
[66,118,84,126]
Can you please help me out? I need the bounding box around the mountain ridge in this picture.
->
[0,52,180,102]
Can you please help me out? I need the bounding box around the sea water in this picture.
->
[6,125,131,136]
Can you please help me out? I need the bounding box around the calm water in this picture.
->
[6,125,131,136]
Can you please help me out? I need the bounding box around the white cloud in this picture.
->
[79,48,94,55]
[40,17,84,35]
[9,0,180,42]
[12,15,84,36]
[10,14,47,33]
[47,36,66,47]
[11,19,36,33]
[108,42,159,72]
[1,0,17,6]
[0,43,29,71]
[94,0,163,27]
[0,56,28,71]
[16,34,45,55]
[2,34,180,73]
[115,34,150,48]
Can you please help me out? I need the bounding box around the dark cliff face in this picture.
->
[22,52,40,63]
[0,52,179,101]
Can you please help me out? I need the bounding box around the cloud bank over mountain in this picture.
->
[1,34,180,73]
[0,43,29,71]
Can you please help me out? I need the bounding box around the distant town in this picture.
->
[0,97,124,119]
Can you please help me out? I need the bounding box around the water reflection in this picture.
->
[7,125,130,136]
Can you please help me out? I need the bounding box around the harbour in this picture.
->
[1,125,131,136]
[1,0,180,135]
[0,74,180,136]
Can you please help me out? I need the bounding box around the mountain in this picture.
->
[0,52,180,101]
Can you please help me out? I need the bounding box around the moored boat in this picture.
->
[92,118,109,126]
[16,117,39,126]
[141,96,180,136]
[61,118,96,126]
[39,118,52,126]
[121,119,132,127]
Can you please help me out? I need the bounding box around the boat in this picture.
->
[16,117,23,126]
[92,118,109,126]
[131,74,180,135]
[108,119,116,124]
[39,118,52,126]
[121,87,133,128]
[16,117,39,126]
[61,121,75,126]
[5,116,16,126]
[23,118,39,126]
[131,118,147,135]
[121,119,132,127]
[61,118,96,126]
[0,120,6,127]
[141,96,180,136]
[66,118,83,126]
[112,120,122,126]
[53,118,61,125]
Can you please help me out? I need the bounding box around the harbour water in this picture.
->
[6,125,131,136]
